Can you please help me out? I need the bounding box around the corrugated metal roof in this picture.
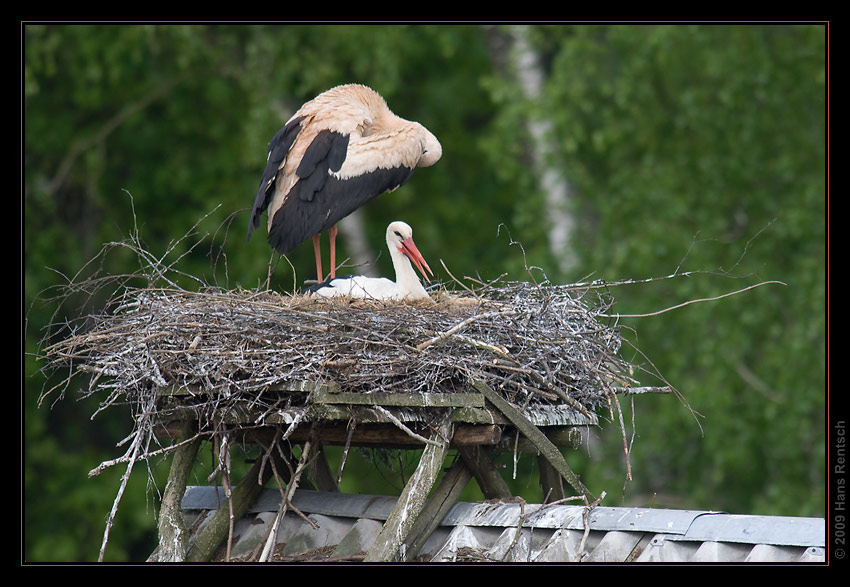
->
[181,487,826,563]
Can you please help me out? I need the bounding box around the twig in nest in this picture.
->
[374,406,443,447]
[96,402,154,562]
[338,422,356,484]
[439,259,478,297]
[415,310,515,351]
[607,390,632,482]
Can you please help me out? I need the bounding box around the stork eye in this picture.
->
[394,231,403,238]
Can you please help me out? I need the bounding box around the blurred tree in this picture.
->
[492,24,826,515]
[23,23,826,561]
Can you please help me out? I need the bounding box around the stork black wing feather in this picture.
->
[246,116,305,240]
[268,165,415,255]
[295,130,349,202]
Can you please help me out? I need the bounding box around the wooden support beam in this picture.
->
[185,456,270,562]
[471,379,593,502]
[538,454,565,503]
[242,422,501,448]
[363,413,455,562]
[148,421,201,562]
[310,445,340,493]
[313,388,484,408]
[403,456,472,561]
[458,445,513,500]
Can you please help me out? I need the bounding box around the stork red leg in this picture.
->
[328,224,338,279]
[312,234,323,282]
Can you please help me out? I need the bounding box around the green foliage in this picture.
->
[527,25,826,516]
[24,24,826,561]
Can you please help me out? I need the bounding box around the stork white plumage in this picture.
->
[308,221,433,301]
[246,84,442,282]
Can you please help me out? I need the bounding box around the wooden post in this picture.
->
[148,421,201,562]
[363,413,455,562]
[458,445,513,500]
[185,456,270,562]
[310,445,340,492]
[538,455,565,503]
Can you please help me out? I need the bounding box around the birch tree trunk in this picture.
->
[488,24,578,276]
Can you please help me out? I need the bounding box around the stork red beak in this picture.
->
[400,237,433,283]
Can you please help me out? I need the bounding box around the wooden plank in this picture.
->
[157,382,595,429]
[495,427,583,453]
[312,388,484,408]
[278,423,501,447]
[158,380,340,396]
[453,404,596,427]
[240,425,500,462]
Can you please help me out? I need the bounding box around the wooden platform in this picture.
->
[150,378,599,562]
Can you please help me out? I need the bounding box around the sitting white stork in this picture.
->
[246,84,442,282]
[307,221,433,301]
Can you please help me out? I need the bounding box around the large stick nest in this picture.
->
[42,281,642,425]
[35,217,680,478]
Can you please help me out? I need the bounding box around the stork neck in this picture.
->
[389,245,427,299]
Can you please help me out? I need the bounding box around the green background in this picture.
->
[23,24,827,562]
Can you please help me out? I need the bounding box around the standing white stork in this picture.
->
[307,221,433,301]
[247,84,442,282]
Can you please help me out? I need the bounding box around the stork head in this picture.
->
[417,127,442,168]
[386,221,433,283]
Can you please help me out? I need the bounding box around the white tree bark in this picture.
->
[507,25,578,275]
